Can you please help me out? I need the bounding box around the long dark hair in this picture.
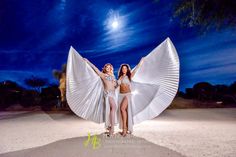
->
[118,64,131,81]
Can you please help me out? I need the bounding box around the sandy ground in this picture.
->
[0,108,235,157]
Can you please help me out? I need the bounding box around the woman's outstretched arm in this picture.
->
[84,58,105,78]
[131,57,144,78]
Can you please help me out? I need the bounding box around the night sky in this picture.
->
[0,0,236,92]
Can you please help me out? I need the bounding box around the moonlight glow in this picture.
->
[112,20,119,29]
[105,10,123,32]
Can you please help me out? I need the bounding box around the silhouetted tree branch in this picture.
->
[173,0,236,33]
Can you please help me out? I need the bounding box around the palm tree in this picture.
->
[52,63,66,80]
[52,63,67,108]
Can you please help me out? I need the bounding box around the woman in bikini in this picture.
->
[117,58,143,136]
[84,59,117,136]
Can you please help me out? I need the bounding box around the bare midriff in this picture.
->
[103,79,116,92]
[120,83,131,93]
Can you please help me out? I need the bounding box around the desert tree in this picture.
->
[24,76,48,93]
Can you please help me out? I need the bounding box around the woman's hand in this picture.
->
[131,57,145,78]
[139,57,144,67]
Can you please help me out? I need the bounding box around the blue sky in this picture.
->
[0,0,236,92]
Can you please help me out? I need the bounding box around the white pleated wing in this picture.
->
[66,46,105,123]
[131,37,180,124]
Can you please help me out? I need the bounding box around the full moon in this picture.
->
[112,20,119,29]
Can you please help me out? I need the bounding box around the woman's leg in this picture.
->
[108,96,116,135]
[120,96,128,136]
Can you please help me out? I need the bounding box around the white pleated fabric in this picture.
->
[131,37,180,124]
[66,47,105,123]
[117,81,159,132]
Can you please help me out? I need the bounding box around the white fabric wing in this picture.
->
[66,46,105,123]
[131,37,180,124]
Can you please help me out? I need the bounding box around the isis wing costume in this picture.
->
[66,37,180,129]
[66,47,105,123]
[131,37,180,125]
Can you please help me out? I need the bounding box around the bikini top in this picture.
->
[118,75,131,85]
[104,74,115,82]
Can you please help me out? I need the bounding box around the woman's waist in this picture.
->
[104,89,115,96]
[119,92,131,95]
[104,87,115,92]
[119,88,131,94]
[119,85,131,93]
